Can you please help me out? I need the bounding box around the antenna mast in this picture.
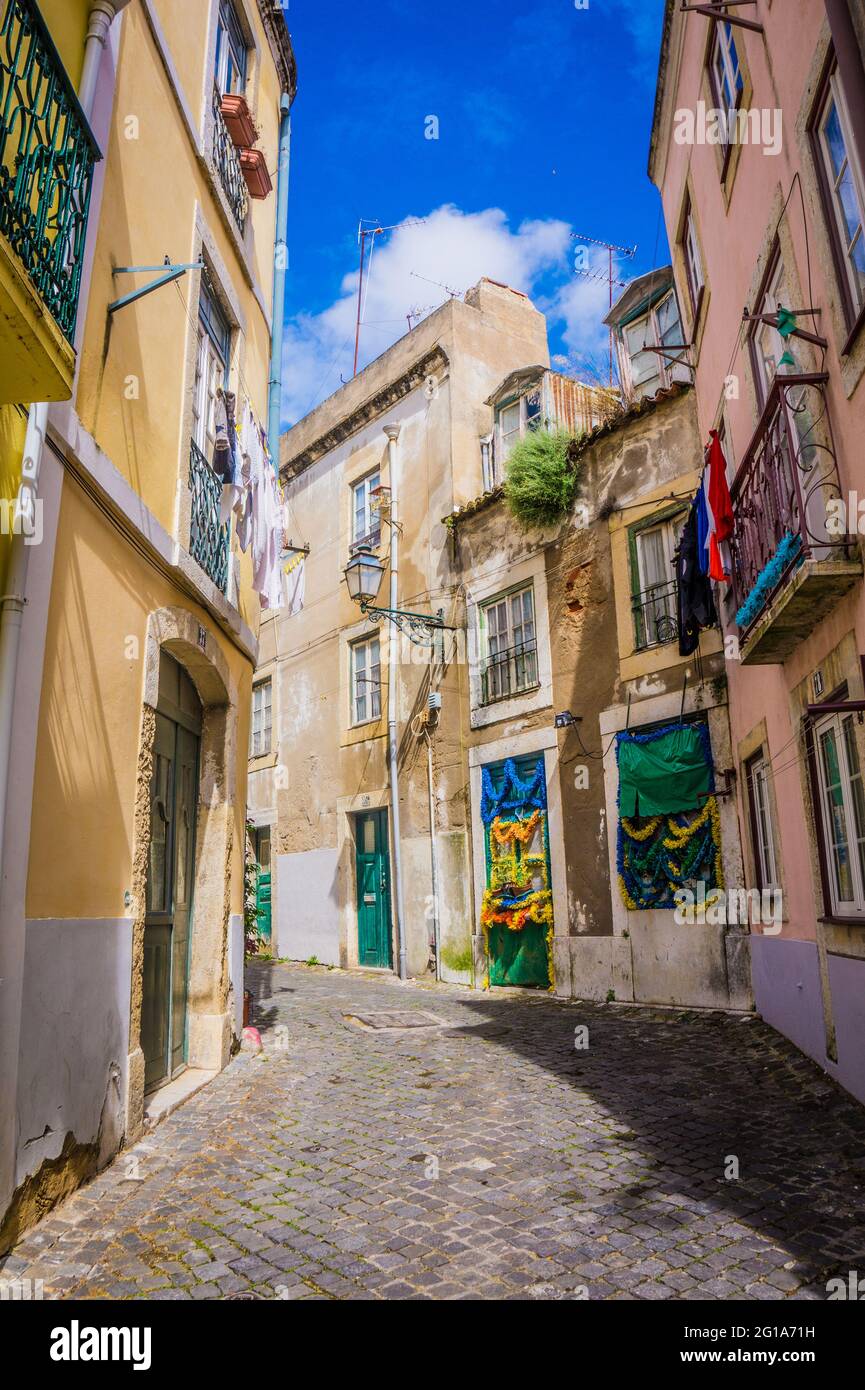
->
[571,232,637,386]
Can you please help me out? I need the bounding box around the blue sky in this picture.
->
[280,0,668,424]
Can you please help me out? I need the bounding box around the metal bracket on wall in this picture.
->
[679,1,763,33]
[108,257,206,315]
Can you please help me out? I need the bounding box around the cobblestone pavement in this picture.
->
[4,962,865,1301]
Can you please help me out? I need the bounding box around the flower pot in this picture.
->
[220,92,257,147]
[239,146,273,199]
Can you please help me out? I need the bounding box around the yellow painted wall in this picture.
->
[26,475,251,919]
[37,0,89,92]
[0,405,27,596]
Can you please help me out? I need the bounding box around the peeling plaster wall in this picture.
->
[16,919,132,1188]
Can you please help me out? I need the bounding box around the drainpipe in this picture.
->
[267,94,291,463]
[383,424,408,980]
[423,720,442,981]
[0,0,130,872]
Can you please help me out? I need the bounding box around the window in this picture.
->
[251,679,272,758]
[746,752,779,891]
[495,390,543,465]
[708,19,743,144]
[814,711,865,917]
[620,289,684,399]
[631,517,680,650]
[813,61,865,329]
[352,472,381,549]
[192,280,231,456]
[479,585,538,705]
[681,201,705,318]
[215,0,247,96]
[351,634,381,725]
[748,248,817,465]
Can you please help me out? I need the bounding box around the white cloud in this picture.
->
[280,204,621,427]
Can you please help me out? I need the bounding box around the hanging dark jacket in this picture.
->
[677,502,715,655]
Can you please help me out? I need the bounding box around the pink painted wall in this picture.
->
[653,2,865,947]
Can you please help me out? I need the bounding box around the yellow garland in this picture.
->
[546,920,556,991]
[480,886,553,931]
[490,810,543,846]
[620,814,662,841]
[620,796,724,909]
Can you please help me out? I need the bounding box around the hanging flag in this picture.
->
[702,430,734,583]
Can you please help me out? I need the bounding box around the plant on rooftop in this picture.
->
[504,428,581,529]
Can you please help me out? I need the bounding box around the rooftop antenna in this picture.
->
[353,217,426,375]
[571,232,637,387]
[409,270,465,300]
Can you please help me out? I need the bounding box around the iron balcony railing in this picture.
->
[480,640,539,706]
[0,0,101,341]
[189,437,229,593]
[632,578,679,650]
[211,86,247,231]
[729,373,849,630]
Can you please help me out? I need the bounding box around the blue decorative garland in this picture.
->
[735,531,803,629]
[481,757,546,824]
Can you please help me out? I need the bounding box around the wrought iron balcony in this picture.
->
[480,641,539,706]
[0,0,100,347]
[189,438,230,594]
[632,579,679,651]
[730,372,861,663]
[211,86,247,231]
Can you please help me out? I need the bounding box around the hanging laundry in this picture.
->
[702,429,734,583]
[676,502,715,655]
[212,388,240,524]
[283,552,305,615]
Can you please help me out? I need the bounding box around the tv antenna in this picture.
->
[409,270,465,300]
[353,217,426,375]
[571,232,637,386]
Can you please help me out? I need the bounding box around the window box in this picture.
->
[239,147,273,200]
[220,92,257,148]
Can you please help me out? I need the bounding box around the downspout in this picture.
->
[0,0,130,872]
[384,424,408,981]
[267,94,292,463]
[423,724,442,981]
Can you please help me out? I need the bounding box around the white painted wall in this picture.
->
[276,847,340,965]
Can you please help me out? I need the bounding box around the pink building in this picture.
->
[650,0,865,1102]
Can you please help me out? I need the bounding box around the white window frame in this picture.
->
[748,752,779,891]
[495,389,543,467]
[250,678,272,758]
[350,633,381,726]
[814,710,865,918]
[632,517,679,651]
[621,290,684,397]
[351,472,381,549]
[479,583,538,705]
[215,0,248,96]
[683,206,705,314]
[709,18,743,137]
[817,70,865,319]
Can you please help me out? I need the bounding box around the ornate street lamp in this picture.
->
[343,547,452,647]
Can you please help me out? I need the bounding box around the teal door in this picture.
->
[355,810,392,969]
[142,653,201,1091]
[254,825,272,944]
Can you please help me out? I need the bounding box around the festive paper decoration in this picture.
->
[481,756,554,988]
[735,531,803,629]
[616,722,722,911]
[481,757,545,824]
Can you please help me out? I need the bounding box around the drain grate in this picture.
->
[344,1009,447,1031]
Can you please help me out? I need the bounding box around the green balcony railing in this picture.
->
[189,437,230,593]
[0,0,101,342]
[211,85,247,232]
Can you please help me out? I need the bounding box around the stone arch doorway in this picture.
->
[127,607,239,1139]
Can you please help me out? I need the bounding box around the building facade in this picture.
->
[651,0,865,1100]
[0,0,295,1249]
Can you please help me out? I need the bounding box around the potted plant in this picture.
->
[220,91,257,147]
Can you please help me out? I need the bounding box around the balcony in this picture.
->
[188,438,229,593]
[730,373,861,664]
[632,579,679,651]
[0,0,100,402]
[211,86,248,232]
[480,641,539,706]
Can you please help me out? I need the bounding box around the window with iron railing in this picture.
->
[211,85,248,231]
[0,0,101,341]
[479,586,539,706]
[630,516,681,650]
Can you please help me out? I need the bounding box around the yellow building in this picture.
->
[0,0,296,1249]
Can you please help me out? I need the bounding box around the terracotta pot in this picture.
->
[240,146,273,200]
[220,92,257,148]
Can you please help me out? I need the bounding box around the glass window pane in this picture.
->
[821,728,854,902]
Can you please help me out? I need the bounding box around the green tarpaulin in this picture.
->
[618,726,711,817]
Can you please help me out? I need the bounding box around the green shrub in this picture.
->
[504,428,580,528]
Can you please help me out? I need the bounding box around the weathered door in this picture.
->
[142,654,201,1091]
[355,810,392,969]
[254,825,272,944]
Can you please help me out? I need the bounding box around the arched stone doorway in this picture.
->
[127,607,239,1141]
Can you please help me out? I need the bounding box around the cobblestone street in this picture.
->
[4,963,865,1301]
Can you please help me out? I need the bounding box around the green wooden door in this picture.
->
[142,654,201,1091]
[355,810,392,969]
[255,825,272,944]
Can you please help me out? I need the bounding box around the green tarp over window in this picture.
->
[618,725,711,817]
